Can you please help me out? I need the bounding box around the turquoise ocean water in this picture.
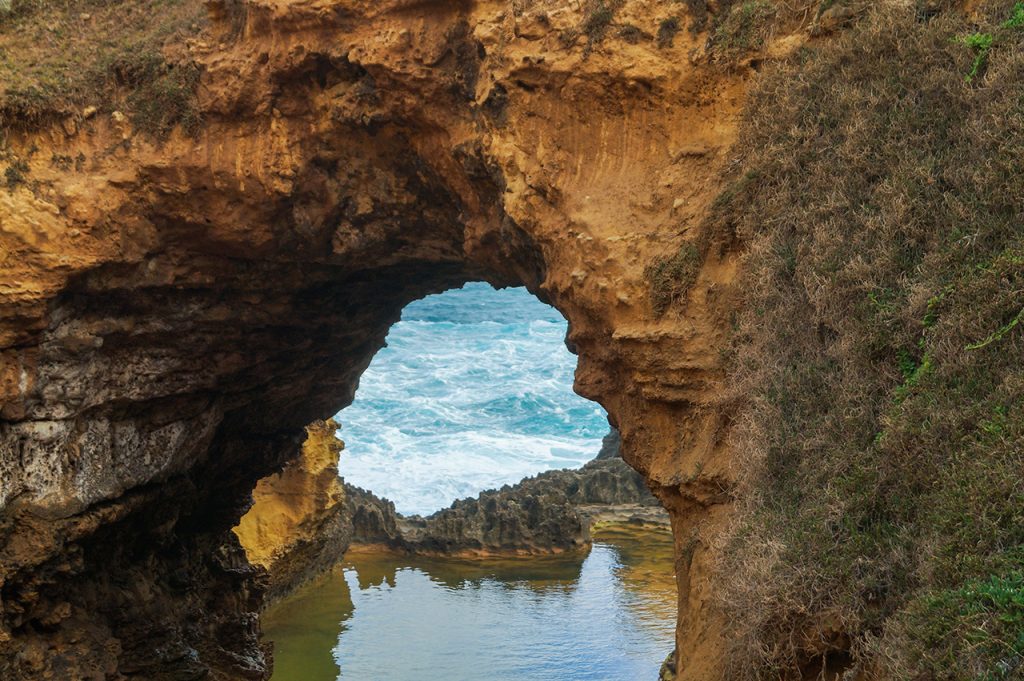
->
[336,282,610,516]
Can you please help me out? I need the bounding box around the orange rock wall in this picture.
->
[234,419,350,602]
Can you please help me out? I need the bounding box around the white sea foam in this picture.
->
[336,282,608,516]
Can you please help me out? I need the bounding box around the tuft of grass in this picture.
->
[618,24,644,44]
[902,572,1024,679]
[646,242,702,315]
[712,1,1024,678]
[1003,1,1024,29]
[3,157,28,188]
[955,2,1024,82]
[958,31,995,82]
[125,58,202,137]
[712,1,777,60]
[582,0,617,44]
[657,16,682,48]
[966,306,1024,351]
[678,0,710,35]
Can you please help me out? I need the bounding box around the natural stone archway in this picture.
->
[0,0,754,678]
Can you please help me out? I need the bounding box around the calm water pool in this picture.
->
[262,525,677,681]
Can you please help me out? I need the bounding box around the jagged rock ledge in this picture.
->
[345,428,669,557]
[236,427,664,601]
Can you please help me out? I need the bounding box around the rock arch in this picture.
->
[0,1,746,677]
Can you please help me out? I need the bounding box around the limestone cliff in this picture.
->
[0,0,756,673]
[0,0,752,673]
[234,419,351,603]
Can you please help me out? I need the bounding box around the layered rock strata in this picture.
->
[233,419,351,603]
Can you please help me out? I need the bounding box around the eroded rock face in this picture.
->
[398,445,668,555]
[0,0,753,677]
[343,483,404,548]
[401,487,590,555]
[234,419,351,603]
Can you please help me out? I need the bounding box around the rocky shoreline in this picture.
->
[237,427,667,602]
[343,428,667,557]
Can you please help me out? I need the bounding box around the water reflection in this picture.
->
[263,525,676,681]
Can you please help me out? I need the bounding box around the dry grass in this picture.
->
[0,0,206,133]
[693,0,820,62]
[711,0,777,58]
[711,1,1024,678]
[647,242,703,315]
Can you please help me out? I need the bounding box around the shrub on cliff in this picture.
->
[111,49,202,137]
[3,156,27,187]
[713,1,1024,678]
[657,16,681,48]
[646,242,703,315]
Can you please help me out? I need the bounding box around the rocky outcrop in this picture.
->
[343,483,404,548]
[344,429,667,555]
[234,420,351,603]
[595,428,622,460]
[400,480,590,555]
[0,0,785,677]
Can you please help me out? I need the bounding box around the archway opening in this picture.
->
[240,282,676,680]
[341,281,607,516]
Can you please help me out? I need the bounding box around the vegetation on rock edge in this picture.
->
[0,0,206,134]
[713,1,1024,677]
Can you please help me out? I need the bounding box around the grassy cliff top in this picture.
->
[0,0,207,132]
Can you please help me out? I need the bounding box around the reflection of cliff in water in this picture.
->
[262,525,676,681]
[261,567,355,681]
[349,549,589,592]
